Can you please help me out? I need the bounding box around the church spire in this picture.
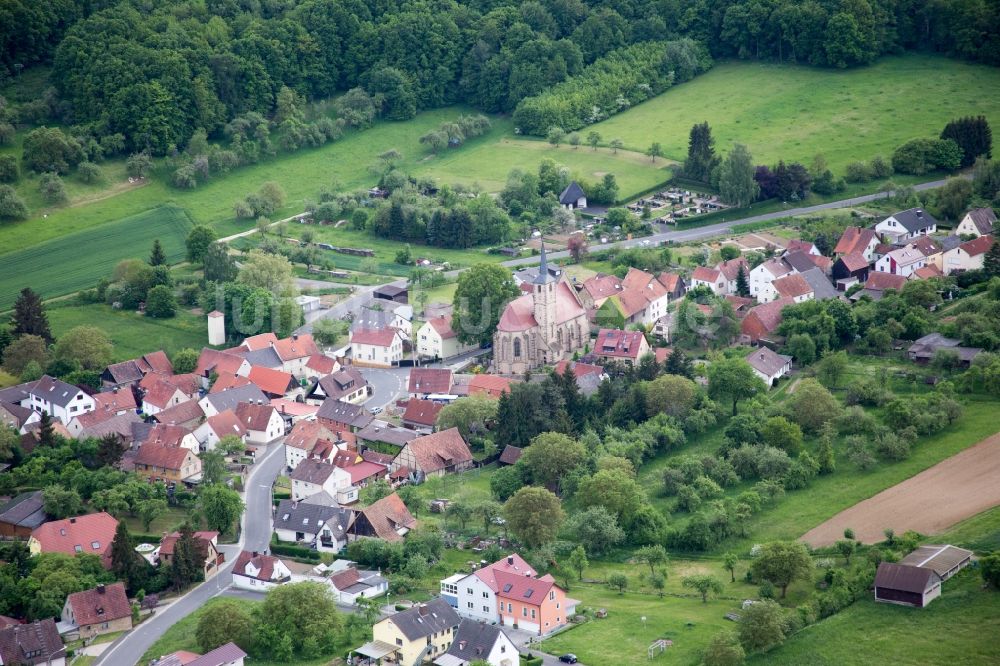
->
[533,239,556,285]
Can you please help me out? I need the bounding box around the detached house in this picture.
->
[284,420,339,471]
[416,314,478,361]
[592,328,651,365]
[350,492,416,542]
[351,328,405,368]
[875,208,938,243]
[393,428,473,482]
[0,618,65,666]
[690,266,726,294]
[558,181,587,209]
[745,347,793,387]
[408,368,454,399]
[328,565,389,605]
[363,599,461,666]
[941,235,994,274]
[134,444,201,483]
[140,376,189,415]
[232,551,292,591]
[954,207,995,238]
[749,258,793,302]
[834,227,879,262]
[100,351,172,389]
[306,368,371,405]
[434,621,518,666]
[274,499,355,552]
[62,583,132,640]
[290,459,356,503]
[234,402,285,444]
[875,244,926,277]
[158,531,222,579]
[29,512,117,565]
[402,399,444,433]
[495,571,575,636]
[28,375,95,424]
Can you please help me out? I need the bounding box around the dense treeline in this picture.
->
[512,39,710,135]
[0,0,993,156]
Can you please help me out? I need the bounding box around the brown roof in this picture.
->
[468,374,515,398]
[144,423,194,448]
[717,257,749,281]
[351,327,399,347]
[30,512,118,559]
[772,273,812,299]
[306,354,338,374]
[958,234,994,258]
[582,274,623,301]
[361,450,395,465]
[408,368,453,394]
[159,530,217,557]
[141,376,184,409]
[965,207,996,235]
[285,420,336,452]
[358,493,416,541]
[595,328,647,359]
[654,347,673,364]
[874,562,940,594]
[135,444,194,471]
[613,288,650,318]
[741,298,795,340]
[402,399,443,427]
[426,314,458,339]
[499,445,522,465]
[910,235,941,257]
[657,272,683,292]
[330,567,361,590]
[233,550,281,581]
[153,400,205,427]
[865,272,908,292]
[234,402,278,431]
[809,255,833,272]
[0,619,65,665]
[898,544,973,578]
[912,265,943,280]
[273,334,320,361]
[289,459,339,485]
[248,366,297,396]
[93,389,138,414]
[402,427,472,474]
[209,372,253,394]
[691,266,720,283]
[195,349,247,377]
[835,227,877,255]
[188,643,248,666]
[839,252,870,273]
[785,239,817,254]
[204,410,246,439]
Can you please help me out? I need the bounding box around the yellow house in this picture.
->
[358,599,460,664]
[133,444,202,483]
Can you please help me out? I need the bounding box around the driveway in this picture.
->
[94,439,286,666]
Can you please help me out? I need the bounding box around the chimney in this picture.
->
[293,334,299,341]
[507,556,514,565]
[69,517,77,524]
[252,551,259,558]
[418,604,429,616]
[97,584,106,594]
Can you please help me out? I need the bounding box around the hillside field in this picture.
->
[588,55,1000,173]
[0,205,193,310]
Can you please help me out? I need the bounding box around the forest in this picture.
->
[1,0,998,157]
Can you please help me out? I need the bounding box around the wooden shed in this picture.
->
[874,562,942,608]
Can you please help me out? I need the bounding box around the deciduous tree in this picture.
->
[708,358,766,416]
[503,486,564,549]
[717,144,759,207]
[683,574,723,603]
[452,264,519,346]
[197,599,254,653]
[749,541,812,598]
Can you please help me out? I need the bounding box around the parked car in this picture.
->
[559,655,578,664]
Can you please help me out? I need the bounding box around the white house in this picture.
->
[231,551,292,591]
[875,208,938,243]
[273,499,354,553]
[750,258,793,302]
[745,347,792,388]
[953,207,995,238]
[434,621,518,666]
[416,314,478,360]
[350,327,405,368]
[875,245,926,277]
[193,410,247,451]
[283,420,339,471]
[941,235,994,274]
[28,375,95,424]
[289,459,357,503]
[328,565,388,605]
[140,377,189,416]
[234,402,285,444]
[353,302,413,339]
[441,554,536,624]
[690,266,726,294]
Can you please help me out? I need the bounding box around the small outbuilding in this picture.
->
[373,284,408,304]
[873,562,942,608]
[898,544,973,581]
[559,182,587,210]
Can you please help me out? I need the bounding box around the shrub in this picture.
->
[892,138,962,175]
[844,161,872,183]
[39,172,68,204]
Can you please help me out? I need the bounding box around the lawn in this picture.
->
[934,505,1000,553]
[0,205,194,310]
[121,506,193,539]
[588,54,1000,174]
[746,570,1000,666]
[139,597,353,666]
[47,302,208,362]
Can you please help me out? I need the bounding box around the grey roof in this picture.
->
[311,368,368,401]
[240,346,284,369]
[745,347,792,377]
[204,384,268,413]
[887,208,939,233]
[911,333,960,349]
[317,399,374,429]
[936,235,963,252]
[534,242,556,285]
[0,618,66,666]
[799,268,840,301]
[0,402,35,428]
[31,375,84,408]
[965,207,996,235]
[356,421,418,447]
[899,544,973,577]
[0,381,37,405]
[559,181,586,205]
[782,250,818,273]
[351,305,397,333]
[302,490,339,507]
[101,360,144,386]
[382,598,460,641]
[875,562,940,593]
[130,421,154,445]
[0,491,47,530]
[441,620,509,662]
[188,642,248,666]
[290,459,338,485]
[80,413,143,441]
[274,499,353,537]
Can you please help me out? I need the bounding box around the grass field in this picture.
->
[0,205,193,309]
[47,302,207,362]
[935,505,1000,553]
[746,570,1000,665]
[588,54,1000,173]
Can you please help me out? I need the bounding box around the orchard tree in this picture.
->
[53,326,112,370]
[836,539,856,564]
[587,131,601,150]
[186,225,217,263]
[682,574,723,603]
[567,545,589,580]
[2,334,49,376]
[724,552,739,582]
[196,599,253,653]
[750,541,812,598]
[708,358,766,415]
[635,544,668,576]
[647,142,663,163]
[198,484,244,534]
[520,432,586,493]
[503,486,564,549]
[126,152,153,178]
[566,506,625,555]
[607,572,628,593]
[452,263,518,346]
[703,631,746,666]
[610,138,624,154]
[738,599,786,653]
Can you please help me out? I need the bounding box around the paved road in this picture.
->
[94,440,286,666]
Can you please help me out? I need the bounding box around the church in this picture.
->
[493,244,589,375]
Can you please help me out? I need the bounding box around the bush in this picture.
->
[39,172,68,204]
[892,138,962,175]
[0,155,19,182]
[844,161,872,183]
[77,161,103,184]
[269,542,321,561]
[0,184,28,219]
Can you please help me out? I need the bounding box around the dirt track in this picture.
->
[801,433,1000,547]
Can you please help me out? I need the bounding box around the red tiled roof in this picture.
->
[403,427,472,474]
[912,265,943,280]
[654,347,673,364]
[66,582,131,625]
[499,445,522,465]
[657,272,682,292]
[135,444,193,471]
[473,553,536,592]
[144,423,194,448]
[285,420,336,452]
[159,531,217,557]
[153,400,205,427]
[248,366,296,396]
[234,402,277,431]
[595,328,647,359]
[613,289,649,318]
[274,334,320,361]
[554,360,603,379]
[468,374,515,398]
[493,570,556,605]
[239,333,279,351]
[188,643,248,666]
[209,372,252,394]
[204,410,246,439]
[351,327,399,347]
[93,389,137,414]
[426,314,458,340]
[306,354,338,374]
[141,376,183,409]
[196,349,248,377]
[717,257,749,281]
[785,239,817,254]
[582,274,623,301]
[959,234,994,257]
[911,235,941,257]
[233,550,280,581]
[357,493,416,541]
[344,460,387,484]
[839,252,870,272]
[139,350,174,375]
[741,297,795,340]
[408,368,453,394]
[691,266,720,283]
[497,282,585,333]
[772,273,812,298]
[865,272,908,291]
[809,255,833,272]
[835,227,876,255]
[330,567,361,591]
[31,512,117,559]
[403,399,443,426]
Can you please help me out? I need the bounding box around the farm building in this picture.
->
[898,544,973,581]
[874,562,942,608]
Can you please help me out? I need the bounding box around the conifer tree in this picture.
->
[170,524,206,591]
[111,522,147,594]
[149,239,166,266]
[735,265,751,297]
[12,287,52,342]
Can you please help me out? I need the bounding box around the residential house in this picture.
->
[941,235,994,274]
[785,239,820,255]
[409,368,454,399]
[144,423,200,452]
[158,531,223,579]
[199,385,267,417]
[248,367,300,399]
[0,618,65,666]
[875,244,926,277]
[468,375,515,399]
[578,273,623,310]
[875,208,938,243]
[305,368,371,405]
[270,399,319,429]
[353,302,413,339]
[362,599,459,665]
[232,333,321,377]
[749,258,793,302]
[393,428,473,482]
[434,621,517,666]
[140,376,189,416]
[798,268,840,301]
[27,376,95,424]
[493,245,588,375]
[284,420,339,471]
[855,272,908,301]
[356,422,418,454]
[328,566,389,605]
[234,402,285,444]
[187,643,248,666]
[134,444,202,483]
[495,571,574,636]
[402,399,443,433]
[0,490,47,538]
[195,349,252,385]
[745,347,793,387]
[29,512,117,565]
[740,297,795,343]
[592,329,651,365]
[274,499,355,552]
[351,328,405,368]
[152,400,206,430]
[0,401,39,432]
[290,459,356,504]
[194,410,247,451]
[349,492,416,542]
[416,314,478,361]
[657,272,686,300]
[906,333,982,367]
[689,266,725,295]
[231,551,292,591]
[874,563,942,608]
[834,227,880,262]
[559,181,587,209]
[92,388,138,416]
[771,273,814,303]
[953,207,995,238]
[832,252,871,286]
[61,582,132,640]
[303,354,340,380]
[717,257,750,295]
[553,360,606,396]
[209,372,253,394]
[74,412,142,444]
[444,554,535,624]
[100,351,172,389]
[317,399,374,433]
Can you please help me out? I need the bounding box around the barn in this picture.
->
[898,544,973,581]
[874,562,942,608]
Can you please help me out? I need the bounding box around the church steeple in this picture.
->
[533,240,556,285]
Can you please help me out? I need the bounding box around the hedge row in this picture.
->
[269,542,322,561]
[512,39,711,136]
